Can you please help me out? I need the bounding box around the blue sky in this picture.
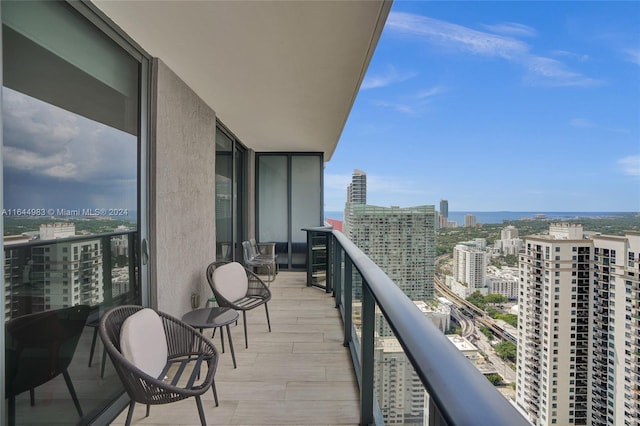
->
[324,1,640,213]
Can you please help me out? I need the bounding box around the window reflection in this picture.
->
[2,1,141,423]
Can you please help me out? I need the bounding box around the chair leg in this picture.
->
[88,326,98,367]
[243,311,248,348]
[212,378,219,406]
[125,401,135,426]
[146,404,150,417]
[265,303,271,332]
[8,395,16,426]
[29,388,35,406]
[195,395,206,426]
[100,346,107,378]
[62,369,83,417]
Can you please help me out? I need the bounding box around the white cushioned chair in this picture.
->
[99,305,219,426]
[206,261,271,348]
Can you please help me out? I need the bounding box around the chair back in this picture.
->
[99,305,145,356]
[99,305,164,402]
[210,261,249,303]
[249,238,259,257]
[242,240,254,263]
[5,305,91,396]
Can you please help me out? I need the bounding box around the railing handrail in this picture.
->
[332,230,530,426]
[3,229,137,250]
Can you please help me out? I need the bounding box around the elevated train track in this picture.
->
[435,276,517,344]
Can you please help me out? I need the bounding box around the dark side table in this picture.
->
[182,307,239,368]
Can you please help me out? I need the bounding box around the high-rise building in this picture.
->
[516,224,640,426]
[4,223,106,319]
[501,225,519,240]
[343,176,436,425]
[439,199,449,229]
[5,238,104,319]
[448,242,488,298]
[40,223,76,240]
[348,169,367,205]
[589,232,640,426]
[439,199,448,220]
[344,169,367,238]
[486,266,519,300]
[464,214,477,228]
[495,225,524,256]
[375,337,425,424]
[348,204,436,300]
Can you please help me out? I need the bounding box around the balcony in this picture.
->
[4,230,530,425]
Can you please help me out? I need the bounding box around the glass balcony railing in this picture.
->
[4,230,139,425]
[307,227,530,425]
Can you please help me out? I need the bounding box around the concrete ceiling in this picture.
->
[93,0,391,160]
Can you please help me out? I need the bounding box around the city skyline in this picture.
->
[324,1,640,212]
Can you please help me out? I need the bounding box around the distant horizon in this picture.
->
[327,209,639,214]
[324,210,638,225]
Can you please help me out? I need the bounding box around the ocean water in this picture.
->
[325,210,636,226]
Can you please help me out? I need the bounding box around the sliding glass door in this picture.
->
[2,1,149,423]
[215,125,246,262]
[257,153,323,269]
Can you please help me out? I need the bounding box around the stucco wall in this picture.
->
[152,59,216,317]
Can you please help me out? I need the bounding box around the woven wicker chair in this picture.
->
[99,305,219,426]
[206,261,271,348]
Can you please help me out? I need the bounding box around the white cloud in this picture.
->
[552,50,590,62]
[386,12,604,88]
[371,100,414,114]
[43,163,79,179]
[622,48,640,65]
[482,22,537,38]
[569,118,596,128]
[524,56,603,87]
[387,12,529,60]
[370,85,446,115]
[416,85,446,99]
[618,156,640,177]
[361,65,417,89]
[2,87,137,182]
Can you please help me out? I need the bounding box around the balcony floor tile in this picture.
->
[111,271,360,425]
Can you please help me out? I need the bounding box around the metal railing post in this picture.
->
[325,232,332,293]
[306,230,313,286]
[333,236,342,309]
[102,235,113,306]
[360,282,375,426]
[343,256,353,347]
